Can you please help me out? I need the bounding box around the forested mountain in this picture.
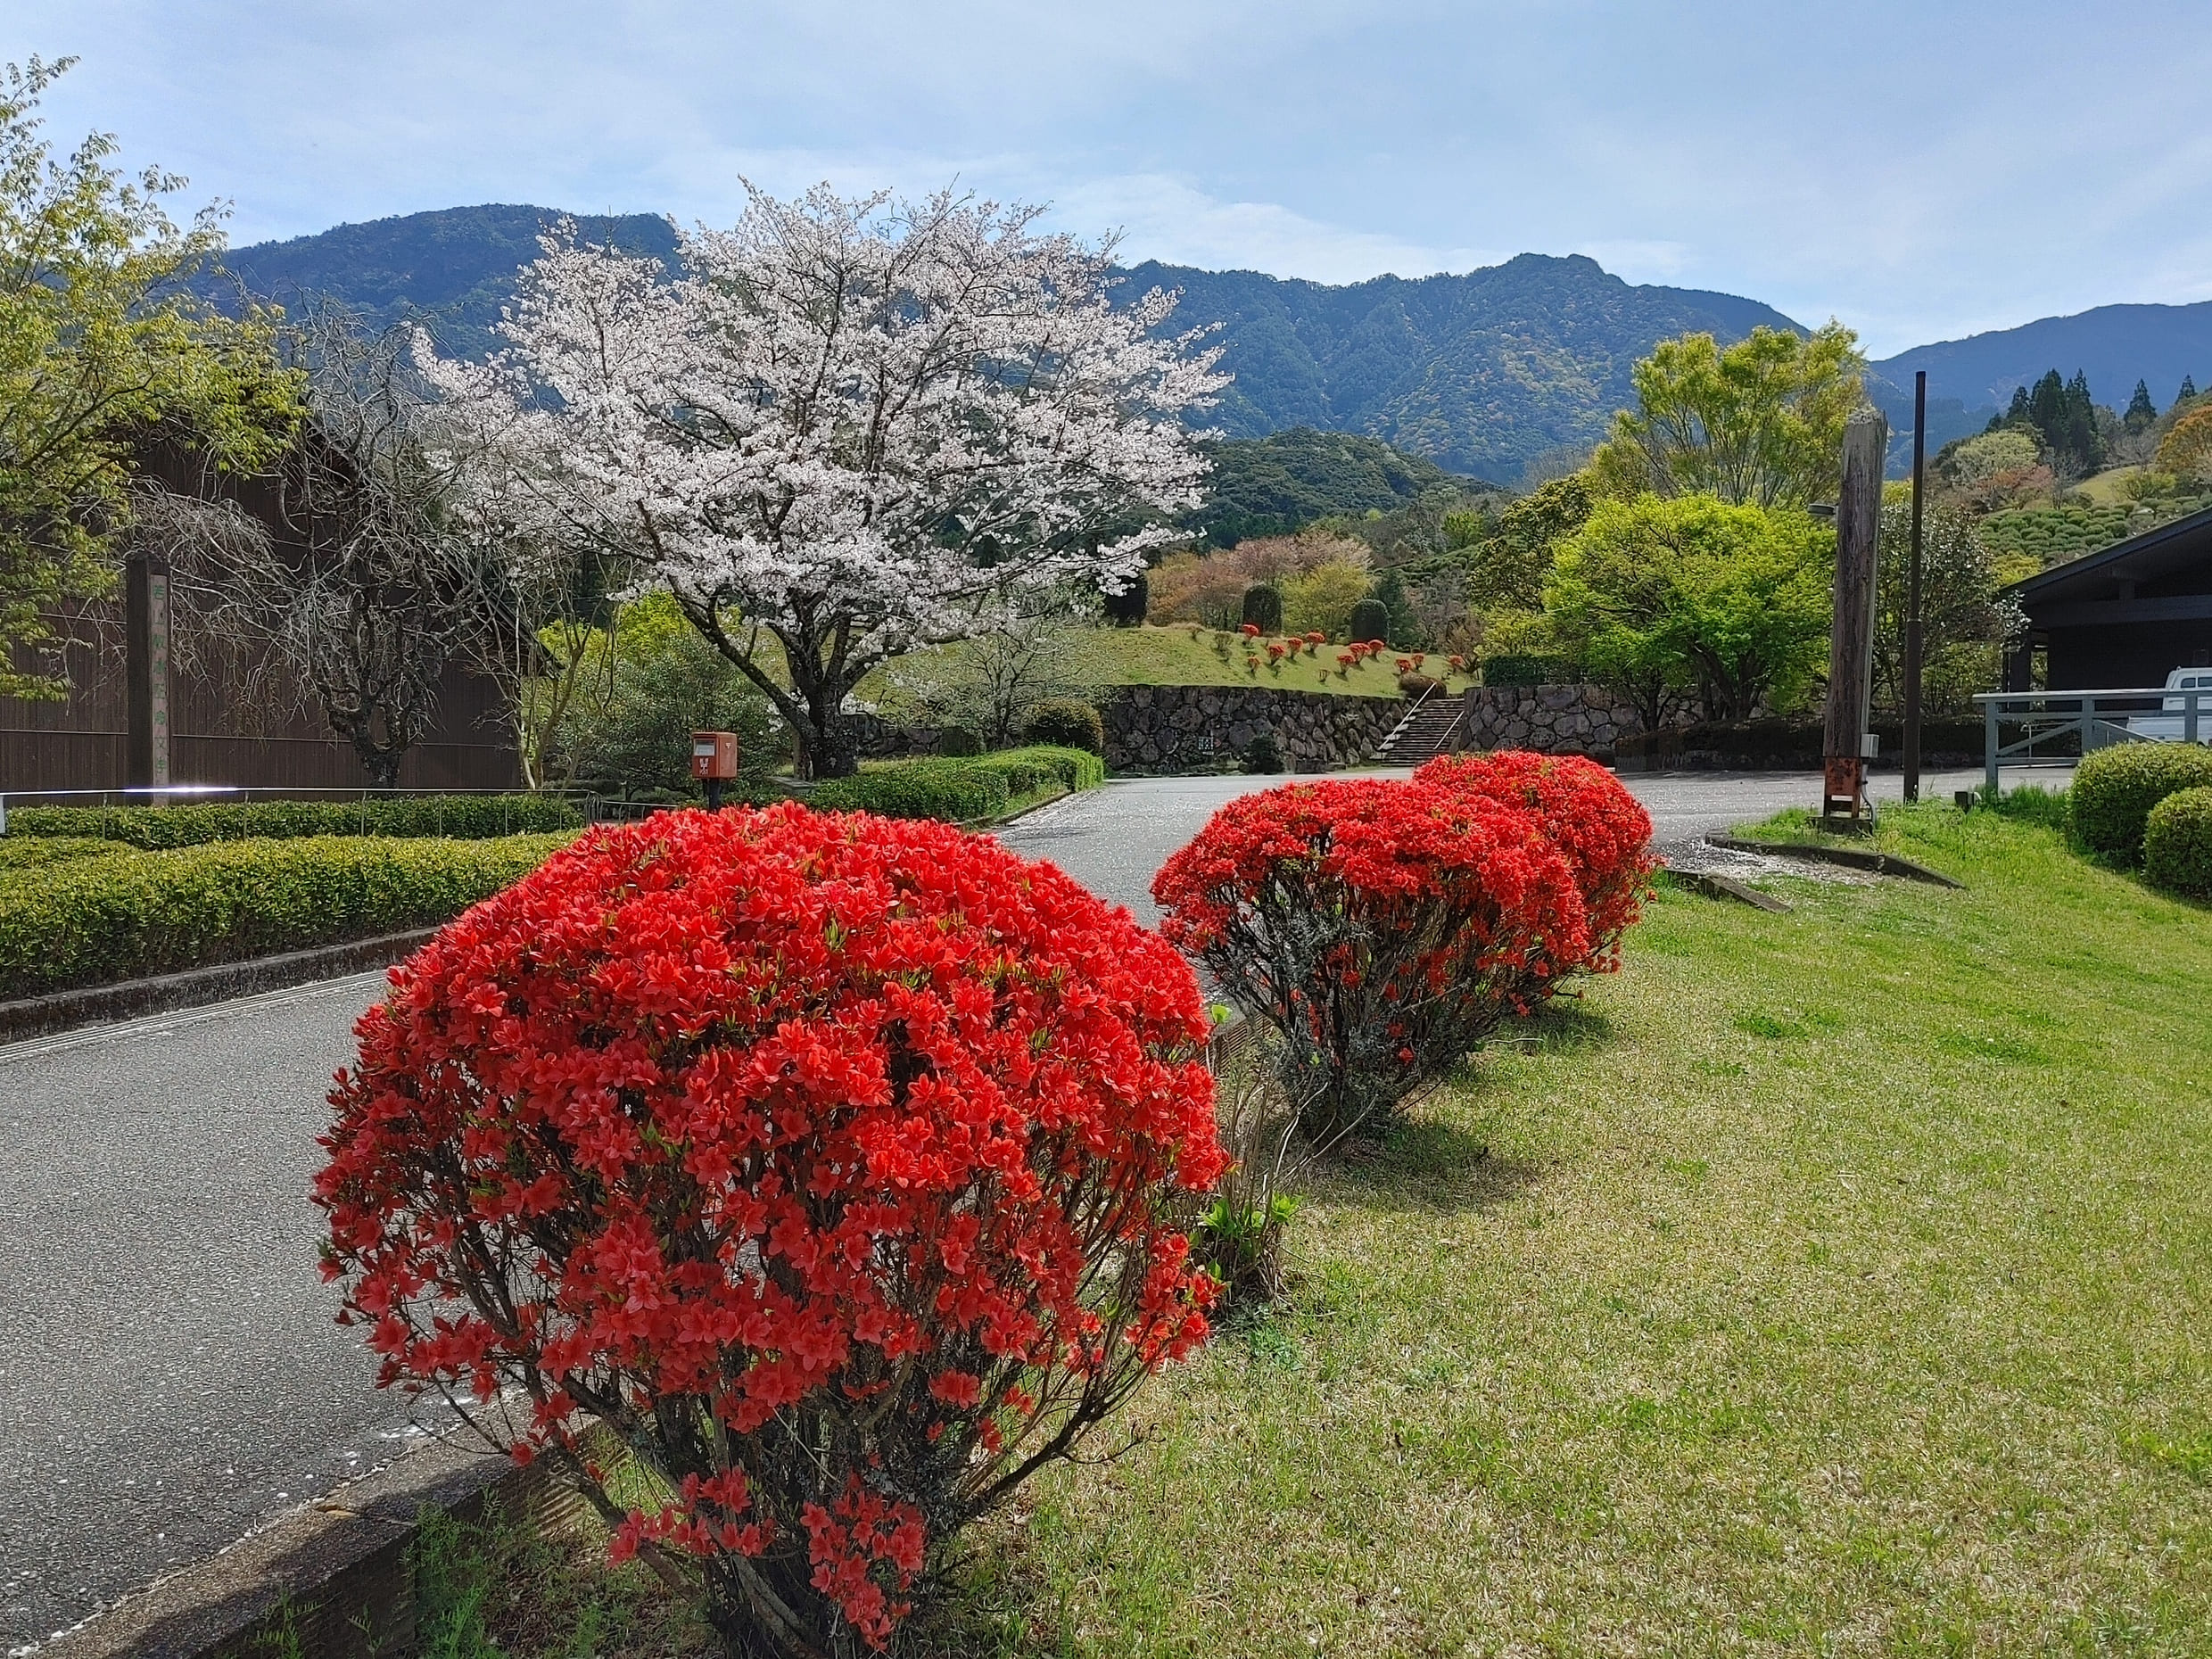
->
[192,203,679,359]
[1128,255,1802,482]
[195,205,2212,489]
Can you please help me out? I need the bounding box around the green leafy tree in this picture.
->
[1544,494,1833,725]
[0,56,293,697]
[1457,474,1593,610]
[1587,324,1865,508]
[1872,486,2020,717]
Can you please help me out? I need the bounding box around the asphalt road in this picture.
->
[0,761,2024,1647]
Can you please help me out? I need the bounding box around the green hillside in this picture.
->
[1188,429,1472,544]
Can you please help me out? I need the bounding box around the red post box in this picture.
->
[690,731,740,780]
[691,730,740,809]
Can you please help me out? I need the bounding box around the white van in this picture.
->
[2125,668,2212,742]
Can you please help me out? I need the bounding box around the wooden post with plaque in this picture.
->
[1820,408,1886,830]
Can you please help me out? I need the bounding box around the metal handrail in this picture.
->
[1975,687,2207,794]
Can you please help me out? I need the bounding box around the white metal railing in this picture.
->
[1975,687,2208,795]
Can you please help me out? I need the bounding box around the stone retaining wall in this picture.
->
[1102,686,1403,773]
[1459,685,1638,757]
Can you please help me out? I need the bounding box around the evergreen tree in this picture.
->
[2125,380,2158,431]
[2179,376,2200,408]
[2002,384,2034,429]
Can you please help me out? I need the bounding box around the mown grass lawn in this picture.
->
[931,804,2212,1656]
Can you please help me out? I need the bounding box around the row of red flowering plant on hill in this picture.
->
[314,804,1226,1657]
[1152,752,1655,1144]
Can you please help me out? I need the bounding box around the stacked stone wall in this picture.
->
[1459,685,1638,757]
[1102,686,1402,774]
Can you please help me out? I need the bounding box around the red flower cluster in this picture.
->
[1266,641,1287,662]
[1151,756,1653,1141]
[315,804,1224,1655]
[1239,622,1261,638]
[1415,751,1655,970]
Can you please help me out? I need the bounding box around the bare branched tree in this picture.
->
[153,304,497,788]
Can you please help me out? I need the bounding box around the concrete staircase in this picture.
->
[1372,690,1466,766]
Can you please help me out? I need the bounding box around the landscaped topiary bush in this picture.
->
[2068,742,2212,863]
[2145,786,2212,897]
[0,834,567,998]
[1241,583,1283,634]
[1348,598,1390,647]
[316,805,1226,1657]
[1022,697,1106,755]
[4,793,582,848]
[1154,763,1650,1143]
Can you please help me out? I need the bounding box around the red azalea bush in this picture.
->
[1414,750,1656,970]
[315,804,1224,1657]
[1152,775,1590,1143]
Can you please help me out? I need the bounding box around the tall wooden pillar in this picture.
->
[1821,408,1887,824]
[125,553,172,789]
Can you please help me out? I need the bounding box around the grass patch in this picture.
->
[860,625,1474,707]
[938,805,2212,1654]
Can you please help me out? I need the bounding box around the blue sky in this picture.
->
[15,0,2212,356]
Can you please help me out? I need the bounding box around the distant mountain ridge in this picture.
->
[198,204,2212,486]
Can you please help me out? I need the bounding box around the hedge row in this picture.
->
[4,793,583,849]
[0,838,134,871]
[805,746,1104,823]
[0,833,571,1000]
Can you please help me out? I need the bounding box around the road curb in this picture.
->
[1706,837,1964,888]
[30,1431,599,1659]
[0,930,438,1049]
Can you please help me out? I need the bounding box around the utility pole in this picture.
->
[1903,370,1927,804]
[1821,407,1887,829]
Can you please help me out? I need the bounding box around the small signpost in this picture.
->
[690,730,740,810]
[126,553,172,789]
[1820,408,1888,830]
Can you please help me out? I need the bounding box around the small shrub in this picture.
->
[1241,583,1283,635]
[5,795,583,848]
[316,805,1226,1657]
[1348,598,1390,647]
[2146,786,2212,897]
[935,724,984,758]
[1022,698,1105,755]
[0,834,566,999]
[1244,732,1283,774]
[1154,773,1597,1143]
[1399,672,1442,697]
[2069,742,2212,863]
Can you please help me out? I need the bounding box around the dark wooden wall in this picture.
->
[2,605,518,794]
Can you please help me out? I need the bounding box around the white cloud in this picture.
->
[1044,174,1506,283]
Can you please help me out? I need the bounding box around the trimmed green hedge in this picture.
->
[805,746,1104,823]
[0,838,134,871]
[1022,698,1105,755]
[2146,787,2212,898]
[0,833,571,999]
[4,793,583,849]
[2068,743,2212,863]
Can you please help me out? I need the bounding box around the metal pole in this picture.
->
[1903,371,1927,803]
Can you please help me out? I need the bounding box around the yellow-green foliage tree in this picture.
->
[1544,493,1833,727]
[0,56,292,697]
[1589,324,1865,509]
[2155,400,2212,483]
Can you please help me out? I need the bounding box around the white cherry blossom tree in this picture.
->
[426,186,1224,777]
